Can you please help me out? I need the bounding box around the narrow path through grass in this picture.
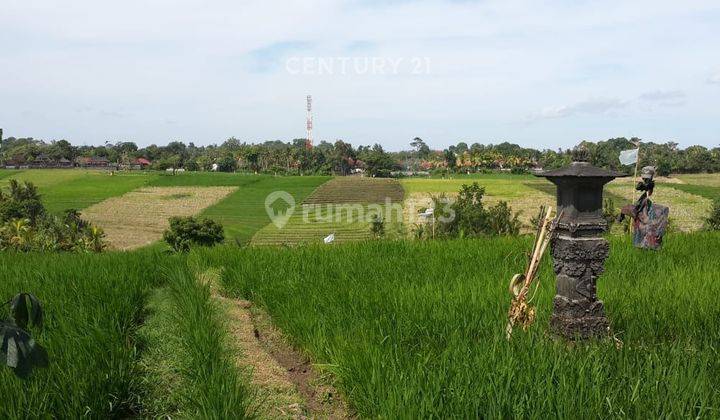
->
[200,267,350,419]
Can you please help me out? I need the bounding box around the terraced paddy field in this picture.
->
[252,177,405,245]
[402,173,717,232]
[0,169,157,214]
[2,169,720,418]
[149,173,330,244]
[0,170,716,247]
[402,174,555,230]
[82,186,237,250]
[0,170,328,246]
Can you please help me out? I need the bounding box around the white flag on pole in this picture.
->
[619,148,639,166]
[323,233,335,244]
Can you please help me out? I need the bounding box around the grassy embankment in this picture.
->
[138,264,254,418]
[214,232,720,418]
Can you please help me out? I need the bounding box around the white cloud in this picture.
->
[637,90,686,108]
[708,72,720,84]
[0,0,718,148]
[638,90,686,102]
[528,98,628,121]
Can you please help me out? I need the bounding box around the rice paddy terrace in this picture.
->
[0,170,716,248]
[1,169,719,418]
[251,176,405,245]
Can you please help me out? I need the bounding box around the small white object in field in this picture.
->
[212,163,219,172]
[166,168,174,173]
[176,168,185,173]
[324,233,335,244]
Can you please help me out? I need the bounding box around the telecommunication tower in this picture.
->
[306,95,313,149]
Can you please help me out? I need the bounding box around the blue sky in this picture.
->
[1,0,718,151]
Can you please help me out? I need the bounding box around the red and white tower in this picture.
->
[305,95,313,149]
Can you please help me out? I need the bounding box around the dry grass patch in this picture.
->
[677,173,720,187]
[83,186,236,250]
[403,190,554,234]
[606,181,711,232]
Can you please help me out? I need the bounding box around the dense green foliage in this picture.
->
[3,134,718,175]
[163,216,225,252]
[214,233,720,418]
[0,179,44,224]
[432,182,521,237]
[0,180,106,252]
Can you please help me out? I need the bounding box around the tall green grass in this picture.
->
[137,265,254,418]
[0,250,175,418]
[214,233,720,418]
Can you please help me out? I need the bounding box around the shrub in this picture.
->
[0,181,106,253]
[706,197,720,231]
[433,182,521,237]
[370,214,385,238]
[163,217,224,252]
[0,180,45,225]
[486,201,521,235]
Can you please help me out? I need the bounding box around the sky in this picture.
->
[1,0,719,151]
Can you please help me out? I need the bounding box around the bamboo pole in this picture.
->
[631,141,641,203]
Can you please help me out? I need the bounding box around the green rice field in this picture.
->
[211,233,720,418]
[1,169,719,418]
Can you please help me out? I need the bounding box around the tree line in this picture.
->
[1,134,718,176]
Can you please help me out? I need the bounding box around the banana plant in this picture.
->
[8,218,31,249]
[1,293,48,378]
[85,226,106,253]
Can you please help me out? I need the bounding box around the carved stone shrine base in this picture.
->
[549,235,610,339]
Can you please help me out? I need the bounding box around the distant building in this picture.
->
[135,157,151,169]
[76,156,112,168]
[26,154,74,169]
[31,153,54,168]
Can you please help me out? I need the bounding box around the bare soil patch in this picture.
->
[82,186,236,249]
[246,302,351,419]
